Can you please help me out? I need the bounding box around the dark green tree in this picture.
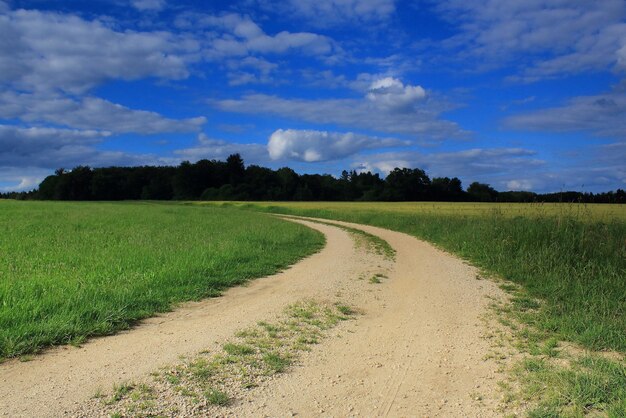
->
[383,168,431,201]
[431,177,464,201]
[467,182,499,202]
[226,153,245,185]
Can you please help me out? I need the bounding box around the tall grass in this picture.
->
[221,202,626,353]
[0,201,323,358]
[213,201,626,222]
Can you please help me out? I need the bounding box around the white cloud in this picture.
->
[0,7,197,94]
[596,141,626,183]
[506,179,534,191]
[356,147,539,174]
[268,129,406,162]
[174,133,269,164]
[227,72,259,86]
[256,0,396,27]
[1,176,40,192]
[0,124,162,169]
[0,91,205,134]
[0,166,53,192]
[0,125,110,171]
[353,147,545,190]
[0,0,207,177]
[355,143,626,193]
[0,124,182,191]
[176,13,338,60]
[366,77,427,111]
[131,0,166,11]
[225,56,278,85]
[618,44,626,70]
[504,89,626,139]
[0,129,272,192]
[213,77,464,139]
[230,56,278,74]
[299,69,350,89]
[433,0,626,79]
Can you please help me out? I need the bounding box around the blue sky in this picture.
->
[1,0,625,193]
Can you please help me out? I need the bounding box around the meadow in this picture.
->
[209,201,626,354]
[0,201,323,359]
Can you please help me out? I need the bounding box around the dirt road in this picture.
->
[0,216,506,417]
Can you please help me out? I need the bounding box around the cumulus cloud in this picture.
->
[0,124,106,148]
[433,0,626,79]
[0,7,197,94]
[268,129,406,162]
[174,133,269,164]
[0,128,273,192]
[131,0,166,11]
[175,13,338,59]
[255,0,396,27]
[355,147,541,177]
[0,124,163,169]
[0,0,208,184]
[354,143,626,193]
[0,124,182,191]
[366,77,427,111]
[214,77,464,139]
[225,56,278,85]
[0,125,107,167]
[353,147,550,191]
[504,90,626,139]
[595,141,626,183]
[0,166,53,192]
[506,179,534,191]
[0,92,205,134]
[618,44,626,70]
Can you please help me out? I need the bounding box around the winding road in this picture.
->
[0,216,507,417]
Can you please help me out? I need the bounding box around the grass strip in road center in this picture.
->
[90,300,358,417]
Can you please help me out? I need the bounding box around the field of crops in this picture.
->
[209,201,626,354]
[218,201,626,221]
[0,201,323,359]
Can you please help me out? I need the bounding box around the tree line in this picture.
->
[2,154,624,203]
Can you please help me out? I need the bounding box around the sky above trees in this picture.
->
[1,0,625,193]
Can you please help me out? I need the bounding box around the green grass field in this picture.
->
[0,201,324,359]
[207,201,626,354]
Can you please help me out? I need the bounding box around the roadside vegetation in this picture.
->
[486,284,626,417]
[0,201,324,359]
